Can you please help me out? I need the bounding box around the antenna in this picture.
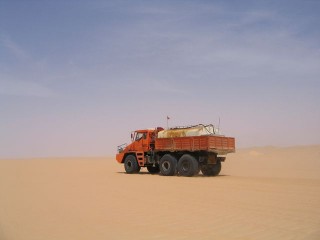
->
[218,117,221,134]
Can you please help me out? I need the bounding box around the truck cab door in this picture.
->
[131,132,147,152]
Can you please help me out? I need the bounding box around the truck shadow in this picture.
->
[116,172,151,175]
[192,174,229,178]
[116,172,229,177]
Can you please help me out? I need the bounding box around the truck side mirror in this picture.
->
[131,133,133,141]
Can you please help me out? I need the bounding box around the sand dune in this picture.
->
[1,145,320,240]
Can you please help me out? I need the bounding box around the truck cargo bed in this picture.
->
[155,135,235,155]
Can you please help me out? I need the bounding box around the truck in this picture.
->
[116,124,235,177]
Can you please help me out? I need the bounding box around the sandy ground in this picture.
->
[1,145,320,240]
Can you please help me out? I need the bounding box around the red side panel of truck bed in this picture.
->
[155,135,235,154]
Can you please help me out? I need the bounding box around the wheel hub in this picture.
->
[162,161,170,171]
[182,161,190,171]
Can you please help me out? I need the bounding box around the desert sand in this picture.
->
[1,145,320,240]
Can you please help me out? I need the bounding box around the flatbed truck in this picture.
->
[116,124,235,177]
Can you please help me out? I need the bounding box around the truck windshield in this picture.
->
[135,132,146,141]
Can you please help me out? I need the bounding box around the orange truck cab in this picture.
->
[116,128,161,167]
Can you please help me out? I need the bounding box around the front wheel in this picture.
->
[124,155,141,174]
[201,161,221,176]
[159,154,177,176]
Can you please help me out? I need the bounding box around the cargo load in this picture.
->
[157,124,218,138]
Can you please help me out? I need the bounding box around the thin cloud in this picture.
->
[0,36,56,97]
[0,78,55,97]
[1,36,29,60]
[122,78,189,95]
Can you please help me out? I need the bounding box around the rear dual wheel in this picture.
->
[159,154,177,176]
[201,161,221,176]
[178,154,199,177]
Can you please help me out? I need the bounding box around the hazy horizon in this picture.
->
[1,0,320,158]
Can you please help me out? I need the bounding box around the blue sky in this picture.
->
[1,0,320,158]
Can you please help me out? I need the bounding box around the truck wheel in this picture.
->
[201,161,221,176]
[124,155,141,174]
[159,154,177,176]
[178,154,199,177]
[147,165,160,174]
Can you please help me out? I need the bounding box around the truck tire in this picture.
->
[147,165,160,174]
[201,161,221,176]
[178,154,199,177]
[124,155,141,174]
[159,154,177,176]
